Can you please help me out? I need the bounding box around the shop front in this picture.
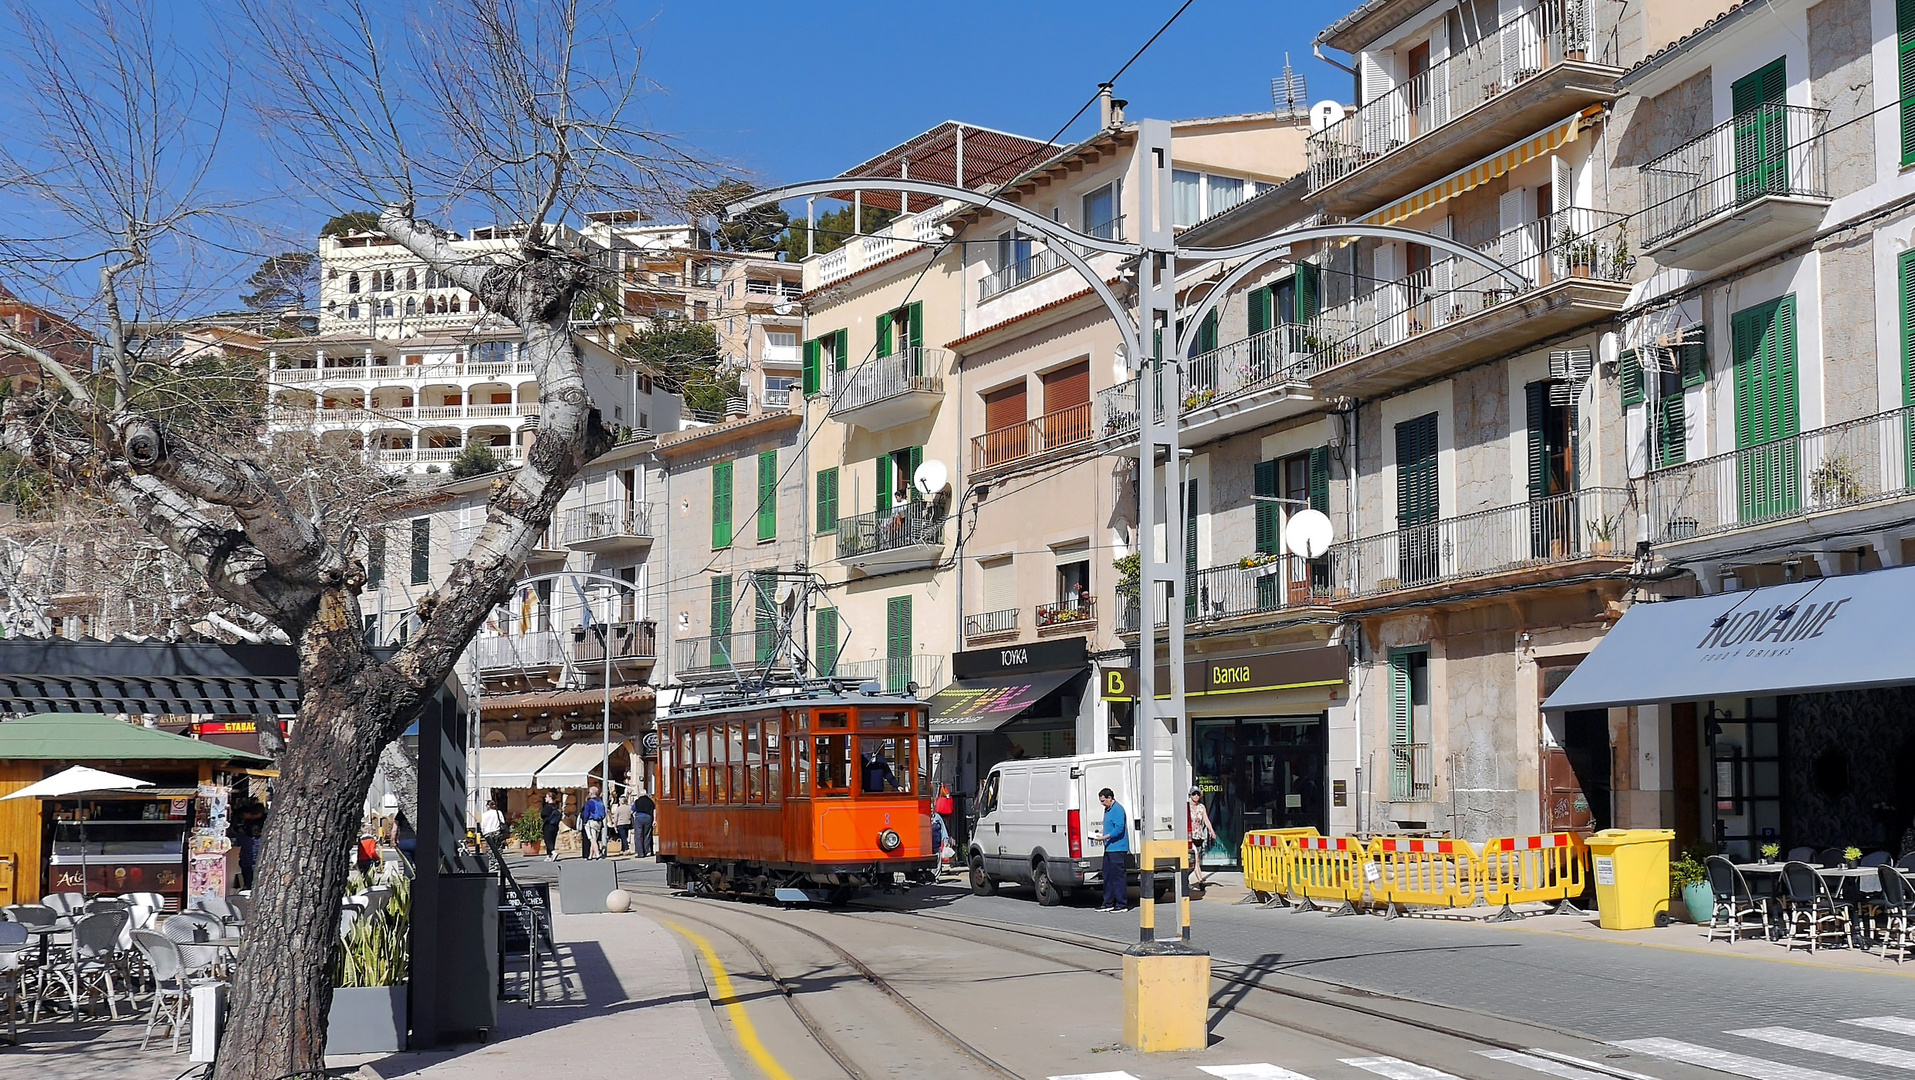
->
[476,684,653,825]
[1546,564,1915,859]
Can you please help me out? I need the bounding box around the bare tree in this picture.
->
[0,1,705,1076]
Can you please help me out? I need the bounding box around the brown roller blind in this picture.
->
[984,381,1027,433]
[1042,360,1089,415]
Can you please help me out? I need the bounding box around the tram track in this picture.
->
[630,890,1022,1080]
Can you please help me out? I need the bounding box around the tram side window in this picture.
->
[857,735,911,795]
[815,734,851,795]
[694,726,712,806]
[678,729,693,805]
[728,722,745,805]
[660,737,672,799]
[862,709,910,728]
[795,730,811,796]
[745,721,764,803]
[818,711,849,729]
[765,724,782,800]
[916,736,928,794]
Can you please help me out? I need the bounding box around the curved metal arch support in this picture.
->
[734,177,1146,363]
[512,570,643,594]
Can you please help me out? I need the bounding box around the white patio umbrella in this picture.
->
[3,766,154,897]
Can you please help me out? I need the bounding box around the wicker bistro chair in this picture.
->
[67,909,131,1020]
[132,930,221,1053]
[1787,846,1816,863]
[1704,856,1769,942]
[0,920,29,1043]
[1871,867,1915,962]
[1818,848,1847,869]
[1900,853,1915,872]
[1780,860,1852,952]
[42,893,86,921]
[160,912,227,981]
[1862,851,1893,868]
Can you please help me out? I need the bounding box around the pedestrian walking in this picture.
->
[633,789,656,858]
[1090,787,1130,912]
[580,785,607,860]
[610,796,633,856]
[480,800,506,849]
[539,791,562,861]
[1186,787,1216,888]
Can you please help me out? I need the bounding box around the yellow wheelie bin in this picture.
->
[1584,828,1676,929]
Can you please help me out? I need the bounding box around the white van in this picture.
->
[966,751,1174,905]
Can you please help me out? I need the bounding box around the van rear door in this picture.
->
[1081,756,1128,857]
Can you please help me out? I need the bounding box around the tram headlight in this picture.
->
[877,828,902,852]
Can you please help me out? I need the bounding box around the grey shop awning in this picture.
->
[1543,565,1915,712]
[927,668,1080,734]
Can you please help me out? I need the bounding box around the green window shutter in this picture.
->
[814,608,839,675]
[410,518,430,585]
[1902,0,1915,164]
[712,460,733,549]
[907,446,924,502]
[711,575,732,636]
[907,302,924,349]
[885,595,912,691]
[1308,447,1330,513]
[1901,249,1915,405]
[815,467,839,533]
[1248,286,1272,336]
[1395,414,1439,528]
[1731,57,1786,113]
[755,581,777,662]
[757,450,777,542]
[1658,388,1688,467]
[1185,479,1200,573]
[1620,349,1644,407]
[1731,58,1788,197]
[1253,460,1281,555]
[1295,264,1320,320]
[1680,330,1708,388]
[1732,295,1802,519]
[802,338,820,397]
[1525,381,1549,501]
[833,329,849,372]
[1197,311,1219,354]
[875,454,892,512]
[1388,650,1413,747]
[876,311,894,358]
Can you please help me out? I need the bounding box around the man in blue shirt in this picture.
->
[580,786,607,860]
[1091,787,1130,912]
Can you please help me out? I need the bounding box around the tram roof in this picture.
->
[662,680,928,722]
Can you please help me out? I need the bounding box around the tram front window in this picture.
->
[858,736,912,795]
[815,735,851,795]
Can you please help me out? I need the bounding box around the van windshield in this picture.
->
[977,772,999,816]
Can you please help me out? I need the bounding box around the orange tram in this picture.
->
[658,684,937,902]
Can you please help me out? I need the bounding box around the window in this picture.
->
[858,735,912,794]
[1395,413,1440,584]
[404,297,417,315]
[727,722,745,804]
[814,607,839,675]
[347,272,360,294]
[1388,648,1432,799]
[997,229,1033,273]
[767,331,798,349]
[815,467,839,533]
[380,299,393,317]
[347,302,359,319]
[471,341,513,366]
[1731,58,1789,197]
[795,728,811,796]
[765,723,782,801]
[980,556,1015,621]
[1732,295,1801,520]
[404,268,417,290]
[1902,2,1915,165]
[1082,183,1118,240]
[757,450,778,542]
[1172,170,1202,227]
[885,595,912,692]
[366,528,386,587]
[814,733,850,794]
[409,518,430,585]
[1207,174,1246,215]
[712,460,733,549]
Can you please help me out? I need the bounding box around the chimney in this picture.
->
[1098,83,1116,129]
[1110,97,1127,126]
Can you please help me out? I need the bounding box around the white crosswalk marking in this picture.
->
[1045,1073,1140,1080]
[1732,1027,1915,1070]
[1613,1038,1858,1080]
[1844,1018,1915,1039]
[1199,1066,1321,1080]
[1477,1048,1627,1080]
[1342,1057,1464,1080]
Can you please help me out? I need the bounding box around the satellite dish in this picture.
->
[1309,100,1344,132]
[1284,508,1335,559]
[1599,331,1620,370]
[913,459,949,498]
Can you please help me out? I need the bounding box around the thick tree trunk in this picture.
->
[212,594,399,1080]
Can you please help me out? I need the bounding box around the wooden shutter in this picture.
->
[802,338,820,397]
[757,450,777,542]
[1903,250,1915,404]
[1253,461,1281,555]
[410,518,430,585]
[1902,0,1915,165]
[1295,264,1320,321]
[876,311,893,358]
[984,381,1027,432]
[907,446,924,502]
[1395,413,1439,528]
[907,302,924,349]
[1388,650,1413,748]
[886,595,911,662]
[1197,311,1219,354]
[814,607,838,674]
[1526,381,1549,501]
[1732,57,1787,113]
[1620,349,1644,407]
[712,460,733,549]
[1733,296,1802,518]
[367,529,385,587]
[1308,447,1330,512]
[876,454,892,512]
[1248,286,1272,336]
[1732,59,1789,196]
[755,581,777,662]
[1185,479,1200,574]
[815,467,838,533]
[1042,360,1090,415]
[710,575,732,636]
[1658,385,1687,467]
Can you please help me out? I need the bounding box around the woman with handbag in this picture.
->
[1186,787,1217,889]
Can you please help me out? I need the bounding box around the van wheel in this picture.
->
[1034,864,1063,907]
[969,856,996,897]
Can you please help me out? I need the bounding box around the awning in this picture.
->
[534,742,620,789]
[927,668,1080,734]
[1543,566,1915,712]
[1362,112,1586,228]
[474,744,561,789]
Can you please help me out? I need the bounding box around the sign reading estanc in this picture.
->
[1100,644,1346,701]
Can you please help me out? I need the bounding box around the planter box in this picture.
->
[327,984,407,1054]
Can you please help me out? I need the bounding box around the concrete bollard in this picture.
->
[607,888,632,913]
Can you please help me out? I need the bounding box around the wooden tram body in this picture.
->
[658,685,936,899]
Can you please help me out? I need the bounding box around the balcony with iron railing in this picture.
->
[473,630,568,675]
[1639,103,1830,271]
[1186,554,1330,625]
[561,501,654,551]
[1101,328,1319,447]
[1305,207,1633,400]
[829,653,946,695]
[972,402,1093,472]
[674,630,796,684]
[827,347,949,432]
[1305,0,1618,213]
[963,608,1019,642]
[1035,595,1095,633]
[1646,404,1915,553]
[1329,486,1633,604]
[376,444,524,469]
[835,502,947,574]
[570,619,657,664]
[979,247,1067,300]
[1389,743,1435,801]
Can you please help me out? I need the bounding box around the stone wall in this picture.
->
[1809,0,1876,199]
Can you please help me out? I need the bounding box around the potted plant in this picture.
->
[328,868,412,1054]
[1671,851,1712,925]
[1810,454,1863,506]
[1586,513,1621,556]
[514,806,543,856]
[1759,843,1780,865]
[1844,845,1863,868]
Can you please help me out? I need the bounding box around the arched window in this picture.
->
[467,296,480,313]
[381,299,394,317]
[348,302,360,319]
[347,272,360,294]
[404,297,417,315]
[405,268,417,291]
[381,270,395,292]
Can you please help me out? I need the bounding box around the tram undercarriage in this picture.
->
[666,857,939,903]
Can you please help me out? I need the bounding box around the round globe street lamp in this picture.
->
[725,121,1528,1051]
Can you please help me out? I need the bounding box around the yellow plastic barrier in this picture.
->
[1239,827,1319,904]
[1481,832,1588,920]
[1288,835,1367,914]
[1368,836,1482,917]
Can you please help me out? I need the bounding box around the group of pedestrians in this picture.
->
[479,785,657,861]
[1087,785,1217,912]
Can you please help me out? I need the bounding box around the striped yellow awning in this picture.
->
[1362,112,1589,229]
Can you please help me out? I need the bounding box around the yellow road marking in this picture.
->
[664,920,795,1080]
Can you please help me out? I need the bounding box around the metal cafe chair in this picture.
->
[1900,853,1915,872]
[0,920,29,1043]
[160,912,225,981]
[1787,846,1817,864]
[1704,855,1768,942]
[1871,865,1915,962]
[132,930,220,1053]
[1862,851,1893,867]
[1781,860,1852,952]
[1818,847,1847,868]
